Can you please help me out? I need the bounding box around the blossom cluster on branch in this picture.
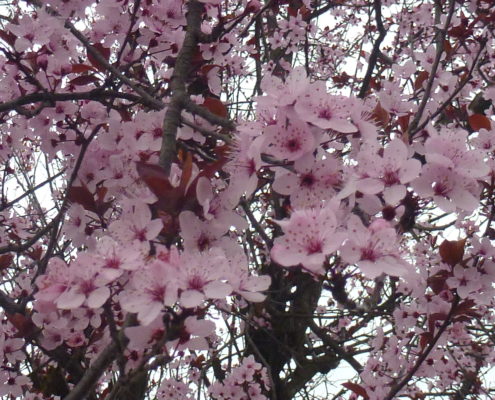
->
[0,0,495,399]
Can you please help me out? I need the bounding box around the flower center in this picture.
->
[286,138,301,152]
[318,109,333,120]
[300,173,316,187]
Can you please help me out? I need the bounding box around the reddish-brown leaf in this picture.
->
[95,186,113,215]
[342,382,369,399]
[0,29,16,46]
[0,254,13,270]
[27,246,43,261]
[443,40,454,59]
[419,331,433,351]
[454,299,480,320]
[178,152,193,194]
[200,64,222,75]
[136,162,184,214]
[7,313,37,339]
[428,312,447,334]
[136,162,174,199]
[190,354,206,368]
[71,63,95,73]
[468,114,491,131]
[67,185,98,214]
[414,70,429,91]
[287,5,299,17]
[427,270,449,295]
[439,238,466,266]
[398,114,410,133]
[87,43,111,72]
[69,75,100,86]
[202,97,228,118]
[371,101,389,127]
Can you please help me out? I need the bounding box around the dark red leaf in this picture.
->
[202,97,228,118]
[71,63,96,74]
[428,312,447,334]
[178,152,193,193]
[0,29,16,46]
[414,70,429,91]
[69,75,100,86]
[136,162,175,200]
[95,186,112,216]
[7,313,37,339]
[342,382,369,399]
[468,114,491,131]
[398,114,410,133]
[87,43,111,72]
[439,238,466,266]
[0,253,13,270]
[26,246,43,261]
[427,270,449,295]
[136,162,184,214]
[419,332,433,351]
[371,101,389,127]
[67,185,98,213]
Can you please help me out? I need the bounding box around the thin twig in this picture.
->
[406,0,456,137]
[358,0,387,98]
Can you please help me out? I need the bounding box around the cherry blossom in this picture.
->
[271,205,344,275]
[2,1,495,399]
[340,216,410,278]
[261,112,316,161]
[272,153,342,208]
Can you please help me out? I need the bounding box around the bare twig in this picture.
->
[63,315,137,400]
[406,0,456,137]
[0,170,64,212]
[409,39,487,137]
[24,0,164,111]
[358,0,387,98]
[0,90,143,114]
[383,296,459,400]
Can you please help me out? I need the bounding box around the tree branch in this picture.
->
[406,0,456,137]
[383,296,459,400]
[159,0,205,173]
[25,0,164,111]
[0,90,143,115]
[358,0,387,99]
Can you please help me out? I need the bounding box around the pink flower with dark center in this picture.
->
[271,206,345,275]
[412,164,480,212]
[262,113,316,161]
[340,216,410,278]
[121,259,178,325]
[295,85,357,133]
[273,154,342,208]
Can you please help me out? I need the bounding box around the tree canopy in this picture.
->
[0,0,495,399]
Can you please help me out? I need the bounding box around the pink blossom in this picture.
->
[55,254,112,310]
[258,66,310,108]
[424,129,489,179]
[110,202,163,252]
[446,265,482,299]
[342,139,421,205]
[226,125,263,197]
[177,248,232,308]
[295,85,357,133]
[271,206,344,275]
[272,154,341,208]
[262,113,316,161]
[121,258,179,325]
[0,371,30,397]
[412,164,480,212]
[340,216,410,278]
